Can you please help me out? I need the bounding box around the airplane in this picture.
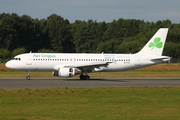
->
[5,28,171,80]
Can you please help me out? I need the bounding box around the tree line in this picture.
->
[0,13,180,60]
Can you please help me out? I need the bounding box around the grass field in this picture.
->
[0,87,180,120]
[0,63,180,119]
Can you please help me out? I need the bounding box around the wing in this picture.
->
[53,62,112,72]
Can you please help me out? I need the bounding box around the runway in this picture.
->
[0,78,180,89]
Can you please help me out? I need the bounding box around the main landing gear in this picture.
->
[79,74,90,80]
[26,71,31,80]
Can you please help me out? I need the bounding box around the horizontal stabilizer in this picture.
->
[150,56,172,62]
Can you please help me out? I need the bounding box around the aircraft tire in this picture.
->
[80,74,90,80]
[86,75,90,80]
[80,74,84,80]
[26,76,31,80]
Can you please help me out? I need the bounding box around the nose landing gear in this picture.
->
[26,71,31,80]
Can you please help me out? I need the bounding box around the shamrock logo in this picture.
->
[148,37,163,50]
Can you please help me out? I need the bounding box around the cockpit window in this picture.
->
[12,58,21,61]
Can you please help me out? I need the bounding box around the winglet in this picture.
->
[137,28,169,57]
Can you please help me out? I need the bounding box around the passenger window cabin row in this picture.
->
[33,58,130,62]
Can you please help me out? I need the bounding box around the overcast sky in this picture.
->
[0,0,180,23]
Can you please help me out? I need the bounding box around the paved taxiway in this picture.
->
[0,78,180,89]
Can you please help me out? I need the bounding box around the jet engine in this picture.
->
[53,68,76,77]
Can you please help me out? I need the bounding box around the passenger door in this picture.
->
[26,54,32,65]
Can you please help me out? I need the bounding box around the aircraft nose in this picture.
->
[5,61,13,69]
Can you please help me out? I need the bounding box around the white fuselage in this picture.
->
[6,53,161,72]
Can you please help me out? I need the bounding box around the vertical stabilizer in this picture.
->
[137,28,168,57]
